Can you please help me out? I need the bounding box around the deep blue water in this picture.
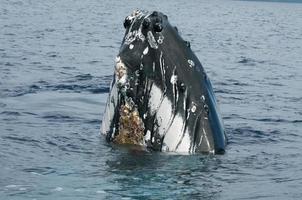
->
[1,0,302,199]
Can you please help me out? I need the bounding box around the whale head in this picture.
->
[101,10,227,154]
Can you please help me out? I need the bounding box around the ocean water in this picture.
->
[1,0,302,199]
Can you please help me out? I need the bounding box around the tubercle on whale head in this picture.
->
[117,10,174,89]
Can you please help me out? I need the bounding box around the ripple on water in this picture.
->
[2,135,42,147]
[23,167,56,175]
[41,113,80,123]
[0,75,111,97]
[226,126,280,145]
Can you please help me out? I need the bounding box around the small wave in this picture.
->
[0,75,111,97]
[4,62,14,66]
[44,133,96,155]
[75,73,93,81]
[22,112,38,116]
[57,143,95,155]
[45,28,56,32]
[227,126,279,145]
[0,102,7,107]
[0,111,21,116]
[41,113,81,123]
[23,167,56,175]
[46,52,59,58]
[2,135,42,147]
[237,56,266,66]
[226,79,250,86]
[87,60,101,65]
[256,118,302,123]
[214,89,247,95]
[223,114,242,120]
[85,119,101,124]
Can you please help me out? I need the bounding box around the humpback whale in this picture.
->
[101,10,227,154]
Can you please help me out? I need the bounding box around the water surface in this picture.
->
[1,0,302,199]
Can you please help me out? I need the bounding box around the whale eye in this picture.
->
[143,18,151,29]
[154,23,163,32]
[124,17,132,28]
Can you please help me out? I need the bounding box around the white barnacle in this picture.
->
[145,130,151,140]
[115,59,127,85]
[157,35,164,44]
[118,74,127,86]
[191,102,197,113]
[127,10,144,22]
[135,70,140,77]
[188,59,195,68]
[115,56,121,63]
[143,46,149,55]
[129,44,134,49]
[170,74,178,85]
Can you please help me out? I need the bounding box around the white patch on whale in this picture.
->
[162,113,186,151]
[156,97,173,137]
[148,84,163,115]
[147,31,158,49]
[101,82,118,135]
[144,130,151,143]
[188,59,195,68]
[157,35,164,44]
[143,46,149,55]
[170,74,177,84]
[191,102,197,113]
[175,128,191,152]
[115,59,127,86]
[115,56,121,63]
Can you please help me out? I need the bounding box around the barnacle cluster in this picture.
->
[115,57,127,82]
[114,103,145,145]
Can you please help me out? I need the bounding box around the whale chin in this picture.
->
[101,10,227,154]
